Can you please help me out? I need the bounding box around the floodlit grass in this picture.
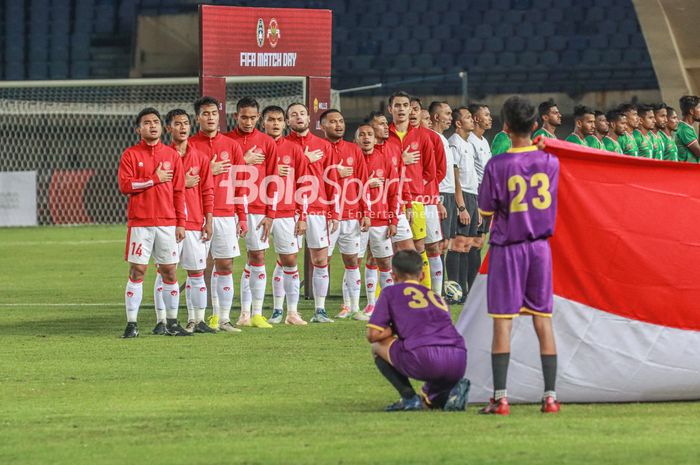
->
[1,225,699,465]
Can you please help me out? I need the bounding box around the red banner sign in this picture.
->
[200,5,332,77]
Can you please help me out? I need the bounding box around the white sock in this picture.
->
[240,266,252,315]
[272,261,285,310]
[365,265,378,306]
[188,273,207,322]
[379,268,394,289]
[313,265,329,309]
[153,272,165,322]
[125,278,143,323]
[283,266,300,315]
[161,280,180,320]
[216,272,234,323]
[345,266,361,312]
[249,262,267,316]
[185,277,195,321]
[342,270,351,307]
[211,272,220,318]
[428,254,443,294]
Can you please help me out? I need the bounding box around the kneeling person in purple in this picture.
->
[477,96,560,415]
[367,250,469,412]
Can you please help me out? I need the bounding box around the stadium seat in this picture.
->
[431,25,451,41]
[582,50,601,67]
[561,50,579,67]
[422,39,441,55]
[509,36,526,52]
[603,50,622,65]
[5,62,25,80]
[484,37,504,53]
[590,35,609,50]
[498,52,517,68]
[475,24,493,39]
[381,41,400,56]
[540,51,558,66]
[28,62,48,80]
[518,51,538,67]
[533,0,552,8]
[568,36,588,51]
[476,53,497,68]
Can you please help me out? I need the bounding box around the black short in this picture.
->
[477,214,491,235]
[456,192,479,237]
[440,193,457,240]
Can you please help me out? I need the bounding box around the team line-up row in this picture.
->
[117,92,700,338]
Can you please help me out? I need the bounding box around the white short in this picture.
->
[328,219,361,256]
[367,226,394,259]
[244,213,270,252]
[391,214,414,243]
[177,230,208,271]
[210,216,241,259]
[359,230,369,257]
[305,214,330,249]
[424,204,443,244]
[271,216,301,255]
[125,226,178,265]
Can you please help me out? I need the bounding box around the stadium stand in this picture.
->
[1,0,657,97]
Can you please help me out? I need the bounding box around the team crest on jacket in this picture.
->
[347,157,354,166]
[163,161,171,170]
[220,151,229,161]
[138,161,144,167]
[410,142,419,150]
[256,18,265,48]
[283,155,291,164]
[376,169,384,178]
[191,167,200,175]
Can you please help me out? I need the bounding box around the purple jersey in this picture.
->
[478,146,559,246]
[368,281,465,351]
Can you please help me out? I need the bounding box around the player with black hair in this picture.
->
[285,102,340,323]
[118,108,187,338]
[603,110,625,154]
[565,105,595,146]
[533,99,561,140]
[226,96,279,328]
[189,96,247,333]
[477,96,560,415]
[584,110,606,150]
[634,104,656,158]
[367,249,469,412]
[660,105,679,161]
[676,95,700,163]
[618,103,640,156]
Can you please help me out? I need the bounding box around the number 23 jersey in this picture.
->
[477,146,559,246]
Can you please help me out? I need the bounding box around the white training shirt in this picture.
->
[436,130,455,194]
[449,132,479,195]
[467,132,492,185]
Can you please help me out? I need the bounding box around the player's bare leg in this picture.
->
[533,315,560,412]
[446,235,472,303]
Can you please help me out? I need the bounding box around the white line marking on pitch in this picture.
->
[0,240,122,246]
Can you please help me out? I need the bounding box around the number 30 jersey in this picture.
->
[478,145,559,246]
[367,281,466,351]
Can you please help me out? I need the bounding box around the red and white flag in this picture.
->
[457,140,700,402]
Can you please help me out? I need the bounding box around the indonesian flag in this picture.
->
[456,139,700,403]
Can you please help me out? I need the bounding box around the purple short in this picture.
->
[390,340,467,408]
[487,239,553,318]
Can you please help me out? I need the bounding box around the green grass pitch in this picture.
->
[1,225,699,465]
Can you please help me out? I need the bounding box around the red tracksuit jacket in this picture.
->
[328,138,369,221]
[188,131,246,221]
[171,142,214,231]
[387,123,436,203]
[225,127,279,218]
[274,137,309,220]
[362,144,400,227]
[285,130,340,220]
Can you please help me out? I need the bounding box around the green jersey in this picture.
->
[584,135,604,150]
[647,131,662,160]
[632,129,653,158]
[565,133,586,145]
[533,128,556,140]
[675,121,699,163]
[658,130,678,161]
[618,132,638,156]
[491,131,511,156]
[602,136,623,154]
